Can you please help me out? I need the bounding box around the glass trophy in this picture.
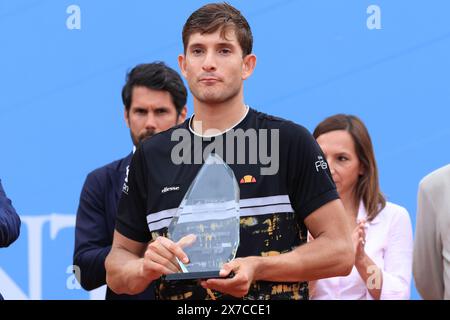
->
[165,153,240,281]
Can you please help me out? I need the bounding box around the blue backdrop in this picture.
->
[1,0,449,299]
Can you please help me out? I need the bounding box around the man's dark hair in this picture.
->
[122,62,187,115]
[182,2,253,57]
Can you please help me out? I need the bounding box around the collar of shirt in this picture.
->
[188,105,250,138]
[356,200,382,225]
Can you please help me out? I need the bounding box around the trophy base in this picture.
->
[164,271,222,281]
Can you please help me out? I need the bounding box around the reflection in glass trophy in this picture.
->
[165,153,240,281]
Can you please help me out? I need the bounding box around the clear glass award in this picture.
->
[165,153,240,281]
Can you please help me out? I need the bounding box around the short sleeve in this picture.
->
[285,124,339,222]
[115,147,151,243]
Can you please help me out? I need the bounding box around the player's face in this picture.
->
[125,86,186,146]
[316,130,364,199]
[178,28,255,105]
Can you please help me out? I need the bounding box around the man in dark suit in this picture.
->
[0,178,21,300]
[73,62,187,299]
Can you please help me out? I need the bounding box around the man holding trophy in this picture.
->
[106,2,354,300]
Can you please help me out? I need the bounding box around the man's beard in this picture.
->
[130,130,155,146]
[138,130,155,143]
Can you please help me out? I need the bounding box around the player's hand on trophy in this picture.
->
[142,235,196,280]
[200,256,258,298]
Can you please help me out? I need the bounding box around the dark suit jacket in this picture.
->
[0,179,20,248]
[0,179,21,300]
[73,153,154,300]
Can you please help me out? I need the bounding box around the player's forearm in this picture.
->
[105,248,151,295]
[253,236,354,282]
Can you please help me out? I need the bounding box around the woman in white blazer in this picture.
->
[310,114,413,300]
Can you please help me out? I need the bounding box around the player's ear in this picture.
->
[178,54,187,78]
[242,54,256,80]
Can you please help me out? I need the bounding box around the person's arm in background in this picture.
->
[352,220,384,299]
[413,180,444,300]
[0,179,21,248]
[353,207,413,300]
[73,172,111,291]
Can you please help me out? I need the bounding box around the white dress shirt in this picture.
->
[312,201,413,300]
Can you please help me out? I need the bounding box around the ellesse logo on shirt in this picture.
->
[240,175,256,184]
[161,185,180,194]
